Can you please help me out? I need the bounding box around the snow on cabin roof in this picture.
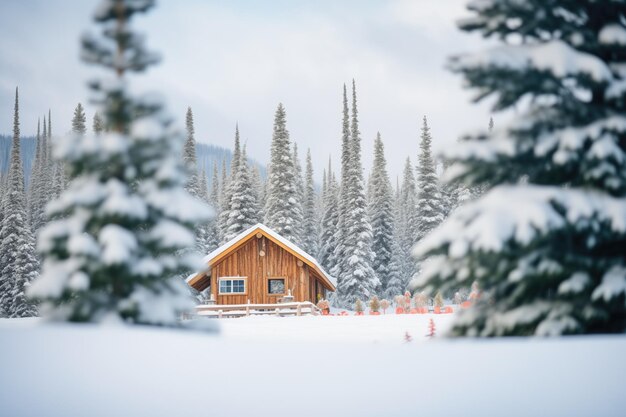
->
[189,223,337,288]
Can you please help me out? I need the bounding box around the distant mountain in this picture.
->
[0,135,36,187]
[0,135,264,189]
[196,143,266,188]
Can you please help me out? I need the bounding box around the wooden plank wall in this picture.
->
[210,235,325,305]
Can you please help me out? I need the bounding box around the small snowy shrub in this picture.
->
[434,292,444,308]
[354,299,364,314]
[380,298,390,313]
[369,295,380,313]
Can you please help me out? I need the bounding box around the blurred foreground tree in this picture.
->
[29,0,210,325]
[415,0,626,336]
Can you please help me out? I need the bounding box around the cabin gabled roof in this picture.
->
[186,223,337,291]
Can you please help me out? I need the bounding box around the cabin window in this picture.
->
[268,278,286,295]
[218,277,246,294]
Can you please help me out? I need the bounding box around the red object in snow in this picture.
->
[395,307,404,314]
[427,318,436,337]
[369,311,381,316]
[461,301,472,308]
[443,306,453,314]
[434,306,441,314]
[354,311,364,316]
[338,311,349,316]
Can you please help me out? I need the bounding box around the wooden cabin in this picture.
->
[186,224,336,305]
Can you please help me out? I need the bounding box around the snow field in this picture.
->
[217,312,455,344]
[1,315,625,417]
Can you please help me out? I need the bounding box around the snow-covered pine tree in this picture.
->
[28,0,210,325]
[302,149,318,255]
[332,84,352,284]
[183,107,201,198]
[318,159,340,274]
[224,146,260,241]
[93,112,104,134]
[335,81,379,307]
[415,0,626,336]
[397,157,418,284]
[218,125,241,243]
[194,168,214,255]
[29,114,53,234]
[368,132,394,295]
[28,119,42,228]
[209,163,220,209]
[72,103,87,135]
[250,165,265,219]
[0,88,38,318]
[204,164,220,253]
[291,143,305,245]
[415,116,444,242]
[384,232,406,300]
[263,104,303,243]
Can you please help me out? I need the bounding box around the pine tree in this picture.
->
[398,158,418,284]
[415,116,444,242]
[291,143,305,245]
[183,107,201,198]
[72,103,87,135]
[218,125,241,243]
[318,160,340,274]
[415,0,626,336]
[27,119,42,228]
[335,81,379,307]
[194,168,214,255]
[384,233,405,300]
[28,0,211,326]
[0,87,38,318]
[332,84,352,283]
[250,165,265,219]
[205,164,220,252]
[93,112,104,134]
[224,146,260,241]
[368,133,394,294]
[263,104,303,243]
[302,148,318,255]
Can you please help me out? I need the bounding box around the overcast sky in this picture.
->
[0,0,497,181]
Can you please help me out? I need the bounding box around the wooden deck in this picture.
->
[195,301,321,318]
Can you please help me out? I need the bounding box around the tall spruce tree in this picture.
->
[218,125,241,243]
[415,116,444,242]
[302,148,318,255]
[0,88,39,318]
[183,107,201,198]
[28,119,42,228]
[28,0,210,325]
[335,81,379,307]
[205,163,220,252]
[332,84,352,282]
[415,0,626,336]
[263,104,303,243]
[398,157,418,284]
[318,158,339,274]
[291,143,305,245]
[224,146,260,241]
[368,133,394,294]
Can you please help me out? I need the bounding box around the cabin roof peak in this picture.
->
[189,223,336,291]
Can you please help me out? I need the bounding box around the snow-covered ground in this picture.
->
[1,314,625,417]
